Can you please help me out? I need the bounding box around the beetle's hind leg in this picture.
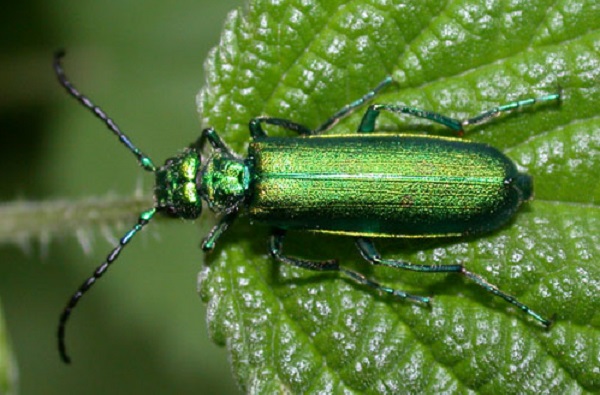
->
[357,104,464,134]
[461,91,561,128]
[356,237,553,327]
[270,229,429,304]
[357,91,561,135]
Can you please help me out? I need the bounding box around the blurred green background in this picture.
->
[0,1,244,393]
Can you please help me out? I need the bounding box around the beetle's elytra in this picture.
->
[247,134,532,237]
[54,51,560,363]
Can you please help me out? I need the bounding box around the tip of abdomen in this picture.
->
[514,173,533,201]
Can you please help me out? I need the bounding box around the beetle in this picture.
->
[54,51,559,363]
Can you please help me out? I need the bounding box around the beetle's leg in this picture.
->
[358,104,464,134]
[194,127,237,156]
[201,209,240,252]
[460,267,553,327]
[248,77,392,138]
[249,117,312,139]
[269,229,339,270]
[270,229,429,304]
[358,91,561,135]
[313,77,393,134]
[461,91,561,127]
[356,238,462,272]
[196,127,228,150]
[356,237,552,327]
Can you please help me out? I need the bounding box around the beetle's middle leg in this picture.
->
[249,77,394,138]
[270,229,429,304]
[312,76,393,134]
[249,117,312,139]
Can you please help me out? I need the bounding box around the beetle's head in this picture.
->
[154,148,203,219]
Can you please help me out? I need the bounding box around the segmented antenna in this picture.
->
[53,52,159,363]
[53,51,156,172]
[58,208,156,363]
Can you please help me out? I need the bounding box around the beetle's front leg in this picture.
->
[194,127,236,155]
[201,209,239,252]
[249,118,312,139]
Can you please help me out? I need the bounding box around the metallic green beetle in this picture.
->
[54,51,560,363]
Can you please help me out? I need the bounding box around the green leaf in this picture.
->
[198,0,599,393]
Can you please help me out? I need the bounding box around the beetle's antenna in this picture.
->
[58,208,156,364]
[53,50,156,172]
